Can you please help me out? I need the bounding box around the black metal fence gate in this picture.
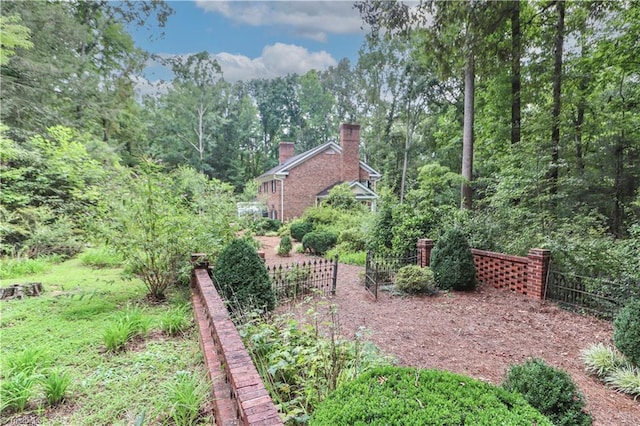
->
[266,257,338,304]
[365,250,417,300]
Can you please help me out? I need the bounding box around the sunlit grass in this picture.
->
[1,257,211,424]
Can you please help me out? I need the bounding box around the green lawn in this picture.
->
[0,258,211,425]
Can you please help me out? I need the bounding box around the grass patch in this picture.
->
[0,255,62,279]
[79,246,123,268]
[1,258,211,424]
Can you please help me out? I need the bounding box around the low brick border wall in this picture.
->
[191,260,283,426]
[417,239,550,299]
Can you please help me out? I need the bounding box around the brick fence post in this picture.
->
[190,253,208,287]
[526,248,551,300]
[417,239,435,267]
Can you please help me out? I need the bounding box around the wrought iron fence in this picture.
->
[266,257,338,304]
[545,267,640,320]
[365,250,417,300]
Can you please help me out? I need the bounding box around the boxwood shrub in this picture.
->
[430,228,476,291]
[302,231,337,256]
[614,299,640,367]
[213,238,275,314]
[394,265,436,295]
[309,366,552,425]
[503,358,592,426]
[290,220,313,241]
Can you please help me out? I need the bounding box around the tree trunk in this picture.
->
[461,52,475,210]
[511,0,521,145]
[548,0,565,198]
[400,102,410,204]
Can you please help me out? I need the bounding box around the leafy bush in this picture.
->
[502,358,592,426]
[290,220,313,241]
[310,366,552,425]
[430,228,476,291]
[337,228,366,252]
[277,235,292,257]
[394,265,437,295]
[323,183,361,211]
[213,238,275,313]
[302,231,337,256]
[253,218,282,235]
[326,245,366,266]
[240,312,392,423]
[614,300,640,366]
[581,343,629,378]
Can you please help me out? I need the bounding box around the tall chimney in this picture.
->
[340,123,360,182]
[279,142,295,165]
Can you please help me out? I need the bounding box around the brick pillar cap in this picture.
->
[528,248,551,255]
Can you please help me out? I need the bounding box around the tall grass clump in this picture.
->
[581,343,628,378]
[0,372,38,413]
[605,366,640,397]
[103,305,151,352]
[166,371,207,426]
[79,246,123,268]
[0,256,60,279]
[4,348,51,376]
[42,368,72,406]
[160,305,192,336]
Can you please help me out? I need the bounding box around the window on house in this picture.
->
[272,180,277,192]
[272,210,277,220]
[263,182,268,193]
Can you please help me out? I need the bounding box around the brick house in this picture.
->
[257,123,381,221]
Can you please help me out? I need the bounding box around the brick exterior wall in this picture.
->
[278,142,295,164]
[190,261,283,426]
[416,239,551,299]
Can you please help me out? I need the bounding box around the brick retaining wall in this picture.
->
[191,263,283,426]
[417,239,550,299]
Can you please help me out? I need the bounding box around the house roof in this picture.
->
[316,181,379,201]
[257,141,382,182]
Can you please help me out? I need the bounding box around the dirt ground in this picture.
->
[259,236,639,426]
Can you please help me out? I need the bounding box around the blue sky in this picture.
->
[130,1,368,90]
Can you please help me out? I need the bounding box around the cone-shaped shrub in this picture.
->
[213,238,275,313]
[430,228,476,291]
[277,235,292,256]
[614,300,640,366]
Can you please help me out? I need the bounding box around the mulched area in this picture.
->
[259,236,640,426]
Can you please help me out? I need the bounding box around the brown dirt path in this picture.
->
[259,236,639,425]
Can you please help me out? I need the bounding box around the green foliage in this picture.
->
[503,358,592,426]
[326,246,366,266]
[0,372,37,413]
[166,371,207,426]
[240,311,392,424]
[42,368,72,406]
[310,366,552,425]
[604,366,640,397]
[0,255,60,279]
[96,161,236,301]
[79,246,123,268]
[290,219,313,241]
[302,231,338,256]
[273,264,313,301]
[581,343,629,378]
[160,305,192,337]
[337,228,366,252]
[103,305,150,353]
[4,347,51,377]
[394,265,436,295]
[323,183,362,211]
[614,300,640,366]
[277,235,293,257]
[213,238,275,313]
[430,228,476,291]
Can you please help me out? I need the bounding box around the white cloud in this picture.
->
[195,0,364,41]
[141,43,337,90]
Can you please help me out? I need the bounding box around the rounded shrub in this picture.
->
[502,358,592,426]
[277,235,292,257]
[213,239,275,313]
[302,231,337,256]
[290,220,313,241]
[430,228,476,291]
[394,265,436,295]
[309,366,552,426]
[613,299,640,366]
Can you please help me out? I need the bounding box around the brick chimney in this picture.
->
[340,123,360,182]
[279,142,295,165]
